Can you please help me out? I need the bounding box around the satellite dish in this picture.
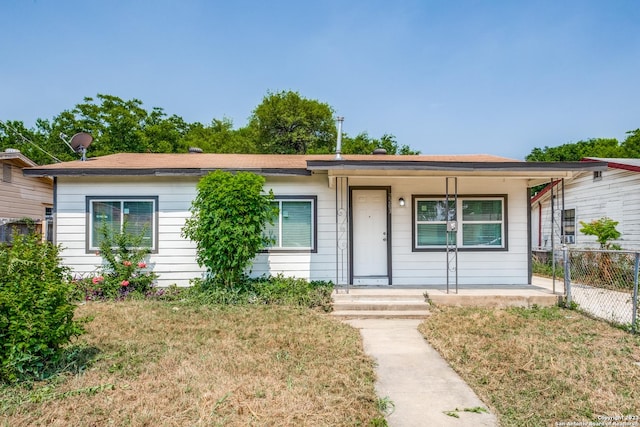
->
[70,132,93,150]
[60,132,93,161]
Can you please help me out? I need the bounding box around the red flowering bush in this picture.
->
[75,223,157,301]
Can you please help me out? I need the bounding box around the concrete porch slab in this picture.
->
[332,276,564,310]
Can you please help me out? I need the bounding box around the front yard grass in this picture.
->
[1,301,383,426]
[419,305,640,427]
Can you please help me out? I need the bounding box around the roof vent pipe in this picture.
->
[335,116,344,160]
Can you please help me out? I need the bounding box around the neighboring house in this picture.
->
[24,153,604,288]
[531,158,640,251]
[0,149,53,243]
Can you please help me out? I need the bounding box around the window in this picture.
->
[87,197,158,252]
[45,207,53,243]
[264,196,316,251]
[415,199,455,246]
[0,220,35,245]
[562,208,576,244]
[3,164,11,183]
[414,196,507,250]
[593,171,602,181]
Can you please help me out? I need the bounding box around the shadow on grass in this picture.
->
[38,344,102,381]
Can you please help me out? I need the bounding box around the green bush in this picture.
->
[74,223,157,300]
[0,233,86,382]
[182,170,277,287]
[579,217,621,249]
[188,275,333,311]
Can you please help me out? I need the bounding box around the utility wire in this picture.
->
[0,119,62,163]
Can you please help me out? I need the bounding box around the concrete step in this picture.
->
[333,294,428,302]
[331,289,431,319]
[330,309,431,319]
[333,301,431,311]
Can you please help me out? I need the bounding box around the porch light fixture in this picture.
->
[399,197,405,207]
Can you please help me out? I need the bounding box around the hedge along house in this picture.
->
[24,153,606,289]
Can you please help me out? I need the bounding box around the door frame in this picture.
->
[349,186,392,285]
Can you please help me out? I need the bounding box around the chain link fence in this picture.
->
[561,249,639,332]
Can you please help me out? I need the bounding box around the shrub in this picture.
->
[182,170,278,287]
[187,275,333,311]
[532,252,564,277]
[0,232,86,382]
[74,223,157,300]
[579,217,621,249]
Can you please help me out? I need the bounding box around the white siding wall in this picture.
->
[56,176,200,287]
[250,174,337,281]
[55,174,337,287]
[348,176,530,286]
[56,173,531,288]
[534,168,640,250]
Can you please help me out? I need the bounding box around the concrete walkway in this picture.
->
[345,318,498,427]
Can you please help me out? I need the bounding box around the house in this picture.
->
[23,152,605,288]
[0,149,53,243]
[531,158,640,251]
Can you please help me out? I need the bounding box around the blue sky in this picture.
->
[1,0,639,160]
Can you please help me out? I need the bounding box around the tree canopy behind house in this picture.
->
[525,129,640,162]
[0,91,419,164]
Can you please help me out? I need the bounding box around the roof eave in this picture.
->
[306,160,609,172]
[23,167,312,177]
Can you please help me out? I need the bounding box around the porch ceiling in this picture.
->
[325,169,589,188]
[313,160,607,188]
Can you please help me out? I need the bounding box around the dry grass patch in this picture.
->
[1,301,382,426]
[419,305,640,427]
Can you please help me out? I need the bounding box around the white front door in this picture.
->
[352,189,389,285]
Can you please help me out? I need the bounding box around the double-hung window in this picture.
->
[264,196,316,251]
[415,199,456,247]
[414,196,507,250]
[87,196,158,252]
[561,208,576,244]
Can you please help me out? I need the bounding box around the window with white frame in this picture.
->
[264,196,316,251]
[414,196,506,250]
[415,199,456,247]
[561,208,576,244]
[87,197,158,251]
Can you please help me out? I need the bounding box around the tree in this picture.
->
[182,171,277,287]
[341,132,420,155]
[579,217,621,249]
[1,91,422,162]
[181,118,257,153]
[526,138,623,162]
[0,119,70,165]
[621,129,640,157]
[248,90,336,154]
[51,94,190,157]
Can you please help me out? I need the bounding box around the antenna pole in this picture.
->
[59,133,75,153]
